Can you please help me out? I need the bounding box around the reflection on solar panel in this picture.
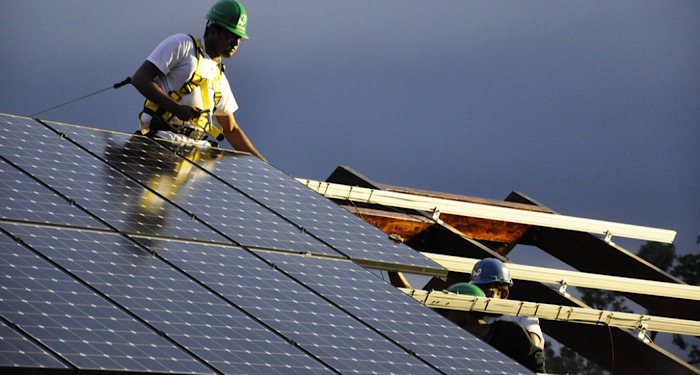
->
[175,150,441,269]
[0,116,229,243]
[45,121,337,255]
[0,113,530,374]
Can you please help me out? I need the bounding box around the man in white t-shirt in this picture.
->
[131,0,265,161]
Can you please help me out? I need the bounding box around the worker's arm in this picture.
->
[131,60,201,122]
[216,113,267,162]
[529,332,544,349]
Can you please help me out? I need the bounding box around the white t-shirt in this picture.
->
[140,33,238,128]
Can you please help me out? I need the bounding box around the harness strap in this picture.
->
[140,35,224,141]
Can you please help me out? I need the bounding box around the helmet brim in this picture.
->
[227,26,249,40]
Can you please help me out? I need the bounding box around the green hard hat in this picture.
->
[447,282,486,297]
[206,0,249,39]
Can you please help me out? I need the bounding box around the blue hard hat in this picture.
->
[470,258,514,287]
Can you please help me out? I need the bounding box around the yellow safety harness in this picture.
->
[141,34,224,142]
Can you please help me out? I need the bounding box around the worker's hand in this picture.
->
[172,104,202,122]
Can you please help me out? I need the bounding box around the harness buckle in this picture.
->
[188,127,205,141]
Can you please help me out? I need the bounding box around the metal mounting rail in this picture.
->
[296,179,676,244]
[399,288,700,337]
[422,253,700,301]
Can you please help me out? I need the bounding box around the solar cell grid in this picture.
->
[146,237,443,375]
[0,115,229,243]
[0,113,530,375]
[175,149,441,269]
[45,121,339,255]
[0,320,68,370]
[255,251,531,375]
[3,224,333,375]
[0,158,106,229]
[0,226,212,374]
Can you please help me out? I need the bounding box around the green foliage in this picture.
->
[628,238,700,366]
[670,252,700,286]
[665,235,700,365]
[569,235,700,371]
[578,287,632,313]
[637,241,700,365]
[543,342,608,375]
[637,242,675,271]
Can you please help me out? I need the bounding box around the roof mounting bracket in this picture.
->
[432,208,444,224]
[604,230,615,245]
[637,323,651,343]
[558,279,570,297]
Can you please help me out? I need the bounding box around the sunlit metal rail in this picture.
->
[422,253,700,301]
[297,179,676,243]
[399,288,700,337]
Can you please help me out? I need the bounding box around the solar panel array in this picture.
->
[0,113,530,374]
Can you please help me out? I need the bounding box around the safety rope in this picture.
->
[28,77,131,118]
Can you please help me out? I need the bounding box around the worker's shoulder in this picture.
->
[151,33,199,59]
[159,33,197,45]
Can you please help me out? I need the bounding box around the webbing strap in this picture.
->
[141,35,224,141]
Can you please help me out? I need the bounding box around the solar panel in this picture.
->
[0,158,107,229]
[44,121,340,256]
[0,115,230,243]
[0,320,68,370]
[156,237,444,374]
[1,113,531,375]
[2,223,331,374]
[162,140,442,270]
[255,251,531,375]
[0,226,213,374]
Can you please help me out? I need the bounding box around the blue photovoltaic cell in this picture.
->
[0,113,530,375]
[0,320,68,370]
[175,149,441,269]
[256,251,531,375]
[0,115,229,244]
[3,223,332,375]
[45,121,339,256]
[158,238,443,375]
[0,226,212,374]
[0,158,107,229]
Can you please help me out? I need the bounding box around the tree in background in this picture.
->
[544,341,607,375]
[632,237,698,366]
[546,235,700,372]
[665,235,700,365]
